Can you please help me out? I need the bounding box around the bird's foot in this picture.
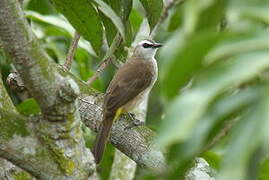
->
[124,113,145,130]
[128,113,136,120]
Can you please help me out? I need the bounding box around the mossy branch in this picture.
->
[6,66,167,171]
[0,0,58,111]
[0,0,95,179]
[78,94,166,171]
[0,108,64,179]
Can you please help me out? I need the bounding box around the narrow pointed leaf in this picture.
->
[218,106,262,180]
[99,0,132,45]
[160,31,229,100]
[93,0,125,40]
[50,0,103,55]
[157,52,269,148]
[139,0,163,30]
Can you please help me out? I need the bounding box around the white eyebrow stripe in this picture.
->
[138,40,154,45]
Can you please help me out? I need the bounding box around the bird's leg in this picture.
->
[128,113,135,120]
[124,113,145,130]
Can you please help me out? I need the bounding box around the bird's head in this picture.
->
[132,39,162,59]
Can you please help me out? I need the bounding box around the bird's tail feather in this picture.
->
[92,113,114,164]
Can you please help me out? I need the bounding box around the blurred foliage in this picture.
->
[16,98,40,116]
[1,0,269,179]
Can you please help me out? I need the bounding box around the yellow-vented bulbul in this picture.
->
[92,39,162,164]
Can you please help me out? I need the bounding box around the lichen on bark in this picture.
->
[0,0,96,178]
[12,171,33,180]
[0,110,30,141]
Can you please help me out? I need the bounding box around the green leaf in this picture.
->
[167,87,260,165]
[168,8,183,32]
[101,0,120,45]
[123,0,133,21]
[160,31,228,100]
[50,0,103,55]
[259,157,269,180]
[201,151,221,170]
[239,5,269,25]
[73,48,92,81]
[122,0,133,45]
[157,52,269,148]
[260,84,269,151]
[26,0,55,15]
[26,11,74,35]
[206,32,269,64]
[139,0,163,30]
[16,98,41,116]
[182,0,226,34]
[133,19,150,44]
[217,106,262,180]
[130,9,144,35]
[93,0,125,41]
[100,12,118,45]
[25,11,96,56]
[99,0,132,45]
[196,0,227,31]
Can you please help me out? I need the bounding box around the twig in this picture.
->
[87,56,115,85]
[63,31,80,71]
[86,34,122,86]
[202,117,239,152]
[150,0,186,38]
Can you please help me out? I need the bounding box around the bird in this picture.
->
[92,39,162,164]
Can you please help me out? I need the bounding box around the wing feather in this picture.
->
[104,58,154,112]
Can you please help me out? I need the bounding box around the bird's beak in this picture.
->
[152,43,163,49]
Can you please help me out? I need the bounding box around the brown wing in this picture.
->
[104,58,154,112]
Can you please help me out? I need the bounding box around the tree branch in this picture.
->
[109,150,136,180]
[4,42,166,174]
[0,102,68,178]
[79,94,166,171]
[2,74,97,179]
[202,118,238,152]
[0,112,57,179]
[63,31,80,71]
[4,54,167,173]
[87,56,115,85]
[86,34,122,85]
[150,0,186,38]
[0,0,95,179]
[0,158,34,180]
[0,0,58,111]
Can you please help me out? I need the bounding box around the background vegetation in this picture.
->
[1,0,269,179]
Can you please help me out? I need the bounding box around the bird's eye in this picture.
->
[142,43,153,48]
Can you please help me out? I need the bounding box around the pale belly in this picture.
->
[121,88,151,112]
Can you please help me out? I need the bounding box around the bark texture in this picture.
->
[0,0,95,179]
[79,95,166,171]
[109,150,137,180]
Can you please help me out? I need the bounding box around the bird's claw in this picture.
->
[124,113,145,130]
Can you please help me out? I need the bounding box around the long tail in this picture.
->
[92,112,114,164]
